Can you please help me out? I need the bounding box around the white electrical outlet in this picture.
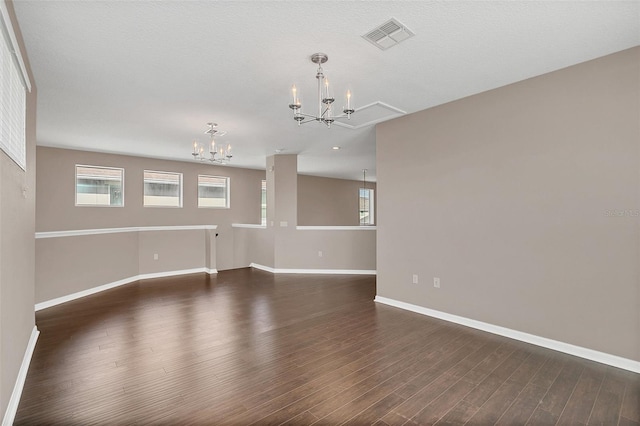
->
[412,274,418,284]
[153,253,159,261]
[318,251,323,257]
[433,277,440,288]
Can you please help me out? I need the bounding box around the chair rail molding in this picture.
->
[35,225,218,239]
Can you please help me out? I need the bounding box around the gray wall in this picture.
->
[36,148,375,302]
[1,0,36,418]
[276,229,376,271]
[35,229,212,304]
[36,233,138,303]
[234,155,376,272]
[298,174,376,226]
[36,147,266,301]
[376,47,640,362]
[36,147,266,233]
[37,148,373,231]
[232,227,275,268]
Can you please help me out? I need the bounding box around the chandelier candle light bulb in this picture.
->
[324,79,333,104]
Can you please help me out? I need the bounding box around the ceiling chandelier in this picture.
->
[289,53,355,128]
[191,122,232,165]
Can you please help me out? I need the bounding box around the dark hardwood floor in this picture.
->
[15,268,640,425]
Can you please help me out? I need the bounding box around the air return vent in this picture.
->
[363,18,414,50]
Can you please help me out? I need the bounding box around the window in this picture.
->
[0,18,27,170]
[261,179,267,225]
[359,188,374,225]
[144,170,182,207]
[75,165,124,207]
[198,175,229,208]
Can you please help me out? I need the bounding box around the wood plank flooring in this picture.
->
[15,268,640,425]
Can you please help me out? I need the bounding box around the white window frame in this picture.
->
[143,170,183,208]
[359,187,375,226]
[197,174,230,209]
[0,3,30,171]
[261,179,267,225]
[75,164,125,207]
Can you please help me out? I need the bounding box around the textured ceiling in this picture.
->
[12,0,640,181]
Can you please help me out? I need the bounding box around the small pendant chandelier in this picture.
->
[288,53,355,128]
[191,122,232,165]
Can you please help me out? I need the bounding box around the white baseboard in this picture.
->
[2,326,39,426]
[250,263,376,275]
[137,267,208,281]
[35,268,213,311]
[374,296,640,374]
[250,263,276,273]
[35,276,139,311]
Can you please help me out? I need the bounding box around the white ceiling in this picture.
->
[12,0,640,181]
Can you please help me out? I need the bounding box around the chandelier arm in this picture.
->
[321,106,333,118]
[297,112,318,119]
[299,118,319,125]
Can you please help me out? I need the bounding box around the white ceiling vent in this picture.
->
[363,18,414,50]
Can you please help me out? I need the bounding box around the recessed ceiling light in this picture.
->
[332,146,341,150]
[275,148,285,153]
